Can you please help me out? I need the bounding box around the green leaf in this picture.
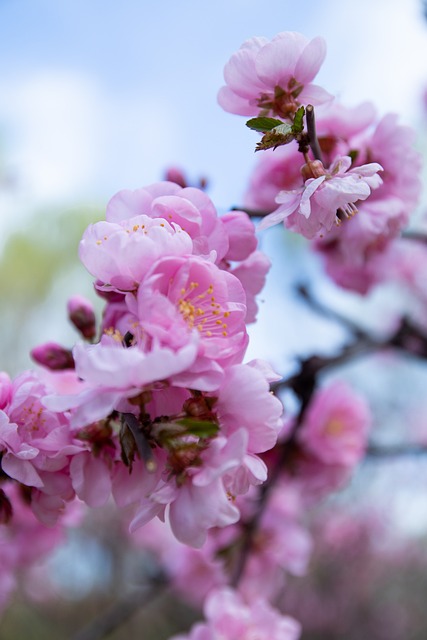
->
[255,123,294,152]
[246,117,284,133]
[348,149,359,164]
[176,418,219,438]
[292,106,305,134]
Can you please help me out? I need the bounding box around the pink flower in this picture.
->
[105,182,229,263]
[215,362,283,454]
[229,251,271,323]
[244,144,305,213]
[127,430,246,547]
[219,211,258,261]
[44,335,201,429]
[218,32,331,119]
[297,382,372,467]
[314,112,422,292]
[0,371,79,489]
[314,195,405,293]
[259,156,383,239]
[67,295,97,340]
[130,255,248,368]
[79,214,193,292]
[171,587,301,640]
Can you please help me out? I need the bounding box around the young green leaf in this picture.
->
[246,117,284,133]
[176,418,219,438]
[292,106,305,134]
[255,123,294,151]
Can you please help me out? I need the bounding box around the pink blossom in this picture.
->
[112,363,283,547]
[314,112,422,292]
[229,251,271,323]
[0,371,80,491]
[297,382,372,467]
[259,156,383,239]
[130,255,248,368]
[0,373,12,410]
[215,361,283,454]
[237,483,313,602]
[31,341,75,370]
[314,195,405,293]
[79,214,193,292]
[171,587,301,640]
[131,519,227,607]
[105,182,229,263]
[219,211,258,261]
[218,32,331,119]
[128,430,246,547]
[244,102,378,213]
[0,482,68,612]
[67,294,97,339]
[244,144,305,213]
[44,335,201,429]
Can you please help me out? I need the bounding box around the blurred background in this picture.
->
[2,0,427,638]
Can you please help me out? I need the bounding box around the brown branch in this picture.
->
[305,104,323,162]
[230,206,271,218]
[71,578,167,640]
[401,230,427,243]
[366,443,427,458]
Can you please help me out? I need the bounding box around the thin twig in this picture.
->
[401,230,427,243]
[366,444,427,458]
[305,104,323,162]
[72,579,167,640]
[230,206,271,218]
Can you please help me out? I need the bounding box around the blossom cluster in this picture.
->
[0,181,282,552]
[0,25,422,640]
[220,32,421,294]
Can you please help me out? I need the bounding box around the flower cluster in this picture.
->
[221,34,422,293]
[1,25,422,640]
[171,587,301,640]
[1,181,281,551]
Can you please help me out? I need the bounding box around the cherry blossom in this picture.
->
[259,156,383,239]
[171,587,301,640]
[297,381,372,467]
[218,32,331,119]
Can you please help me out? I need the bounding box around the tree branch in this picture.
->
[72,578,167,640]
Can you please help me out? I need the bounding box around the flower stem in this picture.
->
[305,104,323,162]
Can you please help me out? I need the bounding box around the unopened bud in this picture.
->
[67,295,97,340]
[301,159,326,181]
[31,342,75,370]
[0,489,13,524]
[0,372,12,410]
[164,167,187,188]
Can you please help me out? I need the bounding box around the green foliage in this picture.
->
[0,207,101,302]
[292,106,305,134]
[176,418,220,438]
[255,123,294,151]
[246,117,283,133]
[252,106,306,152]
[0,205,102,374]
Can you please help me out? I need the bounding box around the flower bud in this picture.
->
[31,342,75,370]
[67,295,96,340]
[0,372,12,410]
[0,489,13,524]
[164,166,187,188]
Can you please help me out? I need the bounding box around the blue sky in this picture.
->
[0,0,426,213]
[1,0,427,369]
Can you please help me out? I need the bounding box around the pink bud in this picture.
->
[31,342,75,370]
[164,166,187,188]
[0,372,12,410]
[0,489,13,525]
[67,295,96,340]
